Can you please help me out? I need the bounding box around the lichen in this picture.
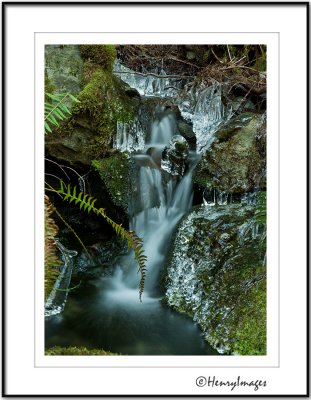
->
[79,44,117,72]
[92,152,129,210]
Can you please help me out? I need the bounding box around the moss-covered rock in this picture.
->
[73,68,135,139]
[46,50,139,165]
[45,45,84,94]
[166,204,266,355]
[79,45,117,72]
[194,113,266,193]
[45,346,119,355]
[92,152,129,210]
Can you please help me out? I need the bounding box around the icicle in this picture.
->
[44,241,78,317]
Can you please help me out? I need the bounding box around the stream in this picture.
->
[45,103,219,355]
[45,46,267,357]
[44,61,234,356]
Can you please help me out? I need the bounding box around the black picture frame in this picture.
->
[2,1,309,397]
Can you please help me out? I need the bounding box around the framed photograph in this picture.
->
[3,2,309,397]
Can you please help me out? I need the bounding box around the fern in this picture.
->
[56,181,147,301]
[53,207,91,261]
[44,92,80,134]
[44,195,62,300]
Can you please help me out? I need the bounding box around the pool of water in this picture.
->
[45,272,219,356]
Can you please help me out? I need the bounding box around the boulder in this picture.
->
[194,112,266,194]
[166,204,266,355]
[46,50,139,167]
[161,135,189,177]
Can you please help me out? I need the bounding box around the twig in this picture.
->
[226,45,233,63]
[167,56,201,69]
[221,65,265,73]
[54,207,93,262]
[45,181,64,200]
[45,158,70,180]
[211,47,224,64]
[60,165,86,193]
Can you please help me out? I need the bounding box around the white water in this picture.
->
[45,64,230,355]
[104,108,197,302]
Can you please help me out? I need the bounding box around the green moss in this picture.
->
[45,346,120,356]
[70,68,136,156]
[203,262,266,355]
[195,211,266,354]
[79,45,117,72]
[92,152,129,210]
[193,159,213,188]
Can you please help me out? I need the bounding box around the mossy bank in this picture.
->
[166,204,266,355]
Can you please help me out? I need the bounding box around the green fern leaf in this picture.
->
[44,121,52,133]
[56,183,148,299]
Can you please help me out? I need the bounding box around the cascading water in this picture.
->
[45,62,230,355]
[108,107,196,299]
[45,106,218,355]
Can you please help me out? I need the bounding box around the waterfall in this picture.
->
[45,62,232,356]
[114,60,232,153]
[104,107,197,302]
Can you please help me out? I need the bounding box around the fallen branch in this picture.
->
[167,56,201,69]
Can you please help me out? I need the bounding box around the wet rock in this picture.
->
[230,96,256,114]
[186,51,196,60]
[74,238,127,278]
[177,120,196,140]
[194,112,266,193]
[161,100,196,148]
[92,152,130,210]
[125,87,141,98]
[45,45,83,95]
[161,135,189,177]
[165,204,266,355]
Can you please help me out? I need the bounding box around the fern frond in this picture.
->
[44,92,80,134]
[53,207,92,261]
[44,195,62,300]
[57,182,147,300]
